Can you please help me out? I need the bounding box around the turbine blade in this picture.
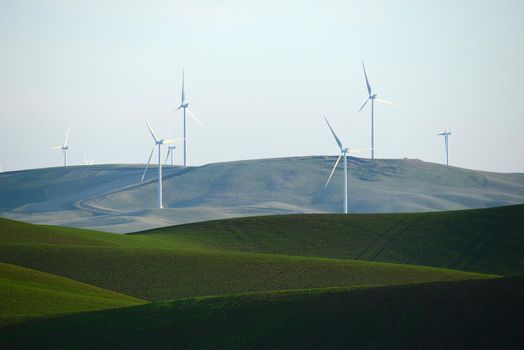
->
[84,156,88,165]
[165,148,171,163]
[63,126,71,147]
[348,147,369,154]
[181,69,185,104]
[437,133,445,136]
[325,153,343,189]
[50,146,62,149]
[358,98,369,113]
[142,114,158,142]
[324,117,343,150]
[162,138,185,145]
[186,108,203,125]
[141,146,156,182]
[362,61,372,95]
[375,98,397,106]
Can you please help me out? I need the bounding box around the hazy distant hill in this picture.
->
[1,156,523,232]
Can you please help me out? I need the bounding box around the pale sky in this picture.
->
[1,0,523,172]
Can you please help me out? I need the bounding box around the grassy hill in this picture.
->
[1,205,523,348]
[1,157,523,232]
[0,262,144,325]
[1,276,522,349]
[138,204,524,276]
[0,216,491,301]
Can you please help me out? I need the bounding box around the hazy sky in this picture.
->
[1,0,523,172]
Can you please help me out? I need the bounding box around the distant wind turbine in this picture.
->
[165,145,176,166]
[437,129,452,166]
[50,126,71,167]
[358,61,397,159]
[324,117,366,214]
[141,114,183,209]
[173,70,202,167]
[83,156,95,166]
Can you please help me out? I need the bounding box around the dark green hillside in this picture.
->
[2,276,523,349]
[138,204,524,276]
[0,262,144,325]
[0,217,490,301]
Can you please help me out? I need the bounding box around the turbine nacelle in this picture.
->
[177,102,189,110]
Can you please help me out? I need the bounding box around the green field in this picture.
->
[1,204,523,348]
[0,215,490,301]
[138,204,524,276]
[1,277,523,349]
[0,262,144,325]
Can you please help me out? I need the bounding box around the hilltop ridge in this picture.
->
[1,156,523,232]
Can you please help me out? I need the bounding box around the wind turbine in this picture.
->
[357,61,396,159]
[83,156,95,166]
[324,117,365,214]
[165,145,176,166]
[174,70,202,167]
[141,114,182,209]
[437,129,452,166]
[50,126,71,166]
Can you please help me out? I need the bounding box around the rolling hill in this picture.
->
[1,277,523,349]
[0,262,144,325]
[0,217,490,301]
[1,156,523,233]
[138,204,524,276]
[1,205,523,348]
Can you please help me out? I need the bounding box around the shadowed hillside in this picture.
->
[1,157,523,232]
[2,277,523,349]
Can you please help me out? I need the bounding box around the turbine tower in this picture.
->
[141,114,182,209]
[324,117,365,214]
[50,126,71,166]
[165,145,176,166]
[174,70,202,167]
[437,129,452,166]
[358,61,396,159]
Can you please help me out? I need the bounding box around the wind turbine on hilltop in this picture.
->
[165,145,176,166]
[437,129,452,166]
[141,114,183,209]
[50,126,71,167]
[83,156,95,166]
[173,70,202,167]
[324,117,365,214]
[357,61,397,159]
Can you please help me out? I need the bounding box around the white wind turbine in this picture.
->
[174,70,203,167]
[165,145,176,166]
[357,61,397,159]
[141,114,183,209]
[437,129,452,166]
[324,117,366,214]
[50,126,71,167]
[83,156,95,166]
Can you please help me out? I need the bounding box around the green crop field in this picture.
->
[1,204,523,348]
[0,215,490,301]
[0,263,144,325]
[138,204,524,276]
[1,277,523,349]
